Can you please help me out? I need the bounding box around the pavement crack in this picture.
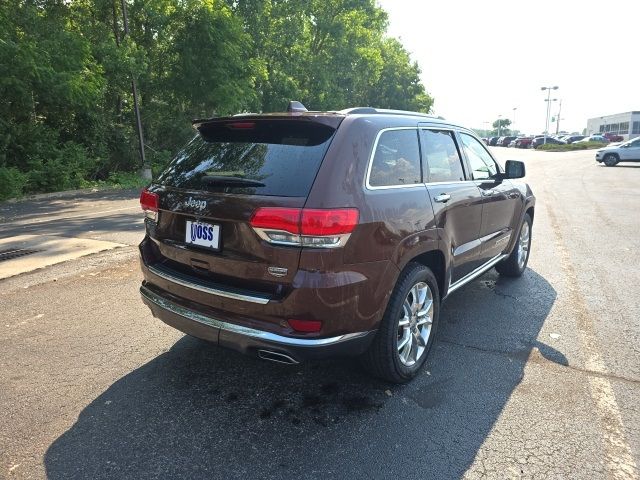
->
[439,338,640,386]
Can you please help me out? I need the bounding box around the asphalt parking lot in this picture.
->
[1,148,639,479]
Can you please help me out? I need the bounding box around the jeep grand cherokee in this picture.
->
[139,102,535,383]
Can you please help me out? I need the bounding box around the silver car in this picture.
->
[595,137,640,166]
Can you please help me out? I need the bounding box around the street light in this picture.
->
[512,107,517,134]
[498,115,503,137]
[555,99,563,135]
[541,86,559,144]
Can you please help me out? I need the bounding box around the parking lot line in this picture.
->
[545,199,639,479]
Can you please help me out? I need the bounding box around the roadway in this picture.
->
[1,149,638,479]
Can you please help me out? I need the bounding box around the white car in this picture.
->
[595,137,640,166]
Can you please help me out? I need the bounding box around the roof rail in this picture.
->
[338,107,442,120]
[339,107,378,115]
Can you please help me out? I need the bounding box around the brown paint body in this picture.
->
[139,111,535,359]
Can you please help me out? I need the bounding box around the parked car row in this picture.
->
[482,133,614,149]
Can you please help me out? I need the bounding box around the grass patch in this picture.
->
[0,171,149,203]
[537,141,606,152]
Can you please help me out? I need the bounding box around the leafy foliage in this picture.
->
[490,118,512,136]
[536,141,605,152]
[0,0,433,200]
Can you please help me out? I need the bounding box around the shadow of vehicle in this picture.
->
[0,189,140,224]
[45,268,560,479]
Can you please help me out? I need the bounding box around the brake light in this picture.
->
[301,209,359,236]
[287,319,322,333]
[249,208,301,234]
[140,188,159,221]
[249,207,359,248]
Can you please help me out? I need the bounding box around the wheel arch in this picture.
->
[526,205,535,222]
[407,249,446,300]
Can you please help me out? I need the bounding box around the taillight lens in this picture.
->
[249,208,301,234]
[140,188,159,221]
[249,207,359,248]
[301,209,359,236]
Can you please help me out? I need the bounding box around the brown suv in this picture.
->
[139,103,535,383]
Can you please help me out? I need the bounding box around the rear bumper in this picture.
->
[140,284,376,363]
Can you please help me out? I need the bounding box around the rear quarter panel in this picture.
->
[303,116,440,328]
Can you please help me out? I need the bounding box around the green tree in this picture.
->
[492,118,512,136]
[0,0,434,200]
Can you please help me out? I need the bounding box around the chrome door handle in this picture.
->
[434,193,451,203]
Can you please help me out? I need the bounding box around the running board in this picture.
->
[447,254,508,296]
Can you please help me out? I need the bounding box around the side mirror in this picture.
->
[503,160,525,179]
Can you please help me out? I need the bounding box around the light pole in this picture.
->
[555,99,563,135]
[541,86,559,144]
[512,107,517,134]
[498,115,503,137]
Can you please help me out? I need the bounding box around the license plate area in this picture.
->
[185,220,221,251]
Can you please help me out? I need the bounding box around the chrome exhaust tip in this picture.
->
[257,349,299,365]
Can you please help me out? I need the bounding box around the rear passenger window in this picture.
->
[421,130,465,182]
[369,129,422,187]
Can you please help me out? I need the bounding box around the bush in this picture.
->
[537,141,606,152]
[0,167,28,200]
[105,171,148,189]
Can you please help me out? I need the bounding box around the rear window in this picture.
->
[157,120,336,197]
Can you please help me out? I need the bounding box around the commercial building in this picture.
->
[586,111,640,140]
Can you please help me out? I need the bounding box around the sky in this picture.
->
[377,0,640,135]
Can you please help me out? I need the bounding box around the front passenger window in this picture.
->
[460,133,499,180]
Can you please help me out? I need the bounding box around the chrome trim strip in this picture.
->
[140,286,371,346]
[447,253,509,295]
[252,228,352,249]
[147,264,271,305]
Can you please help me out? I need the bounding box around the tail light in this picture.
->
[250,207,359,248]
[140,188,159,221]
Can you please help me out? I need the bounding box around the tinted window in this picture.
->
[157,120,335,197]
[369,129,421,187]
[421,130,465,182]
[460,133,499,180]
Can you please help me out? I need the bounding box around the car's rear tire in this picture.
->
[361,263,440,383]
[496,213,532,277]
[603,153,619,167]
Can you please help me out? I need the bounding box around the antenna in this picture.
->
[287,101,308,113]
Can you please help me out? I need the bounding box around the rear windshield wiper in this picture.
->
[201,175,265,187]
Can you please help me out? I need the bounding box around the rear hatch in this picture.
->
[145,115,342,302]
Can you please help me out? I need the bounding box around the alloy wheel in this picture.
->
[517,221,530,269]
[397,282,434,366]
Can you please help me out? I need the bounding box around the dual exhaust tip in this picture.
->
[257,349,299,365]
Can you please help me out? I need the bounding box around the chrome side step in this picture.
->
[447,253,508,295]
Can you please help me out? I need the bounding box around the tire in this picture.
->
[603,153,619,167]
[496,213,532,277]
[361,263,440,383]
